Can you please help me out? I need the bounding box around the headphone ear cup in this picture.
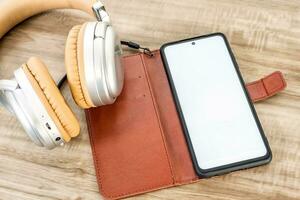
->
[65,24,94,109]
[104,25,124,99]
[22,57,80,142]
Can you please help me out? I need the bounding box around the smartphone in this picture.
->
[160,33,272,177]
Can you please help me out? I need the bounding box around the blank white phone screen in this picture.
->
[163,35,267,170]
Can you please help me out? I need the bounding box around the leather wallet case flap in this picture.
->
[86,50,286,199]
[86,53,174,199]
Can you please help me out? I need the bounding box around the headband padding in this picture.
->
[65,23,94,109]
[22,57,80,142]
[0,0,96,39]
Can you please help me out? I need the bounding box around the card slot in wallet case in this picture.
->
[85,50,286,199]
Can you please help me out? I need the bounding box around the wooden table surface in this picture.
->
[0,0,299,199]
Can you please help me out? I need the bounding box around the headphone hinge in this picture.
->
[92,1,110,23]
[0,79,18,91]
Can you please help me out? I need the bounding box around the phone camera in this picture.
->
[192,42,195,45]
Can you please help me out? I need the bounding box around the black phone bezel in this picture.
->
[160,32,272,178]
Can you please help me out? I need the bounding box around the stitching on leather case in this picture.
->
[140,53,175,182]
[86,53,175,199]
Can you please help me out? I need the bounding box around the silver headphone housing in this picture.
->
[0,71,65,149]
[83,21,123,107]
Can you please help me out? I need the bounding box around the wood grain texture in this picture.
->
[0,0,299,199]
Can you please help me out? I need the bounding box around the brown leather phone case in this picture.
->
[85,50,286,199]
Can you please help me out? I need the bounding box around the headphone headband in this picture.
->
[0,0,97,39]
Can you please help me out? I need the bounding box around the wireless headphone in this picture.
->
[0,0,124,149]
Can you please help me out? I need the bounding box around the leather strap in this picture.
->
[246,71,286,102]
[0,0,96,39]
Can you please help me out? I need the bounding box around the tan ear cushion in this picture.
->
[65,23,95,109]
[22,57,80,142]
